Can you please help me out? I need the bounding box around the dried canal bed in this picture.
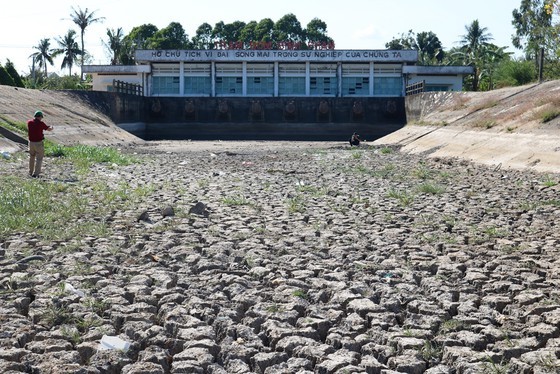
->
[1,141,560,373]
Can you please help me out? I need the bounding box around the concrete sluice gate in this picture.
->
[112,95,406,141]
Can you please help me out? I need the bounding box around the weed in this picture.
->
[537,353,560,371]
[292,289,308,299]
[374,164,397,179]
[387,188,414,206]
[222,194,251,206]
[474,100,499,111]
[439,319,463,334]
[541,175,558,187]
[197,178,210,188]
[61,325,82,346]
[380,147,393,154]
[543,199,560,207]
[474,120,497,129]
[483,226,507,238]
[413,163,434,180]
[417,182,445,195]
[83,297,110,317]
[266,303,282,313]
[351,150,363,159]
[483,355,509,374]
[540,109,560,123]
[420,340,442,361]
[286,196,306,213]
[519,200,539,211]
[42,304,75,327]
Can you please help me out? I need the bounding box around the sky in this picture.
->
[1,0,522,75]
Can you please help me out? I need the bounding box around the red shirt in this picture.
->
[27,119,49,142]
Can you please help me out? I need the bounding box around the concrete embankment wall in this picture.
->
[378,82,560,173]
[100,94,407,141]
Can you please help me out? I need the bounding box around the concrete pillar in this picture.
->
[305,62,310,96]
[370,62,375,96]
[211,61,216,97]
[242,61,247,96]
[179,62,184,96]
[337,62,342,97]
[274,62,279,97]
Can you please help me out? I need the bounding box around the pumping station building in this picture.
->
[83,49,473,140]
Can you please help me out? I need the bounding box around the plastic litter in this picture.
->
[98,335,131,352]
[64,282,86,298]
[1,151,10,160]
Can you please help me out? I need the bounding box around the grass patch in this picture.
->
[45,143,137,169]
[538,107,560,123]
[473,99,499,111]
[416,182,446,195]
[0,115,28,135]
[222,194,251,206]
[286,195,306,213]
[0,176,87,239]
[387,188,414,206]
[473,120,497,129]
[541,174,558,187]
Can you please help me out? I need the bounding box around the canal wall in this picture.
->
[97,93,407,141]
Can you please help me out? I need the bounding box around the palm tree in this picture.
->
[29,38,54,79]
[458,20,493,91]
[70,6,104,78]
[103,27,125,65]
[52,30,83,76]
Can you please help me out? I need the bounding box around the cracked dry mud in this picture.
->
[1,141,560,374]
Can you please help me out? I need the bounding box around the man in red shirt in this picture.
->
[27,110,53,177]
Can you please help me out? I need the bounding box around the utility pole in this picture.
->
[31,57,36,88]
[538,47,544,83]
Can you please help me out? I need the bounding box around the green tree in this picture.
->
[4,60,25,87]
[29,38,54,79]
[52,30,83,76]
[512,0,552,58]
[121,24,159,64]
[254,18,274,42]
[0,64,16,86]
[147,22,190,49]
[416,31,444,64]
[239,21,258,48]
[212,20,246,47]
[493,59,536,87]
[457,19,494,91]
[386,30,443,64]
[273,13,304,48]
[305,18,334,48]
[103,28,125,65]
[70,7,105,79]
[192,22,214,49]
[385,30,417,50]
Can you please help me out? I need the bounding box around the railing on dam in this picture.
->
[405,80,425,96]
[113,80,143,96]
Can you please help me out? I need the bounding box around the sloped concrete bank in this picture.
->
[375,81,560,173]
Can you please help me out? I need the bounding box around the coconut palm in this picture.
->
[459,20,493,53]
[29,38,54,78]
[70,6,104,78]
[52,30,83,76]
[103,27,125,65]
[458,20,494,91]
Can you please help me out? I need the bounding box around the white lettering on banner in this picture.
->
[165,50,181,58]
[235,51,256,57]
[137,49,418,62]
